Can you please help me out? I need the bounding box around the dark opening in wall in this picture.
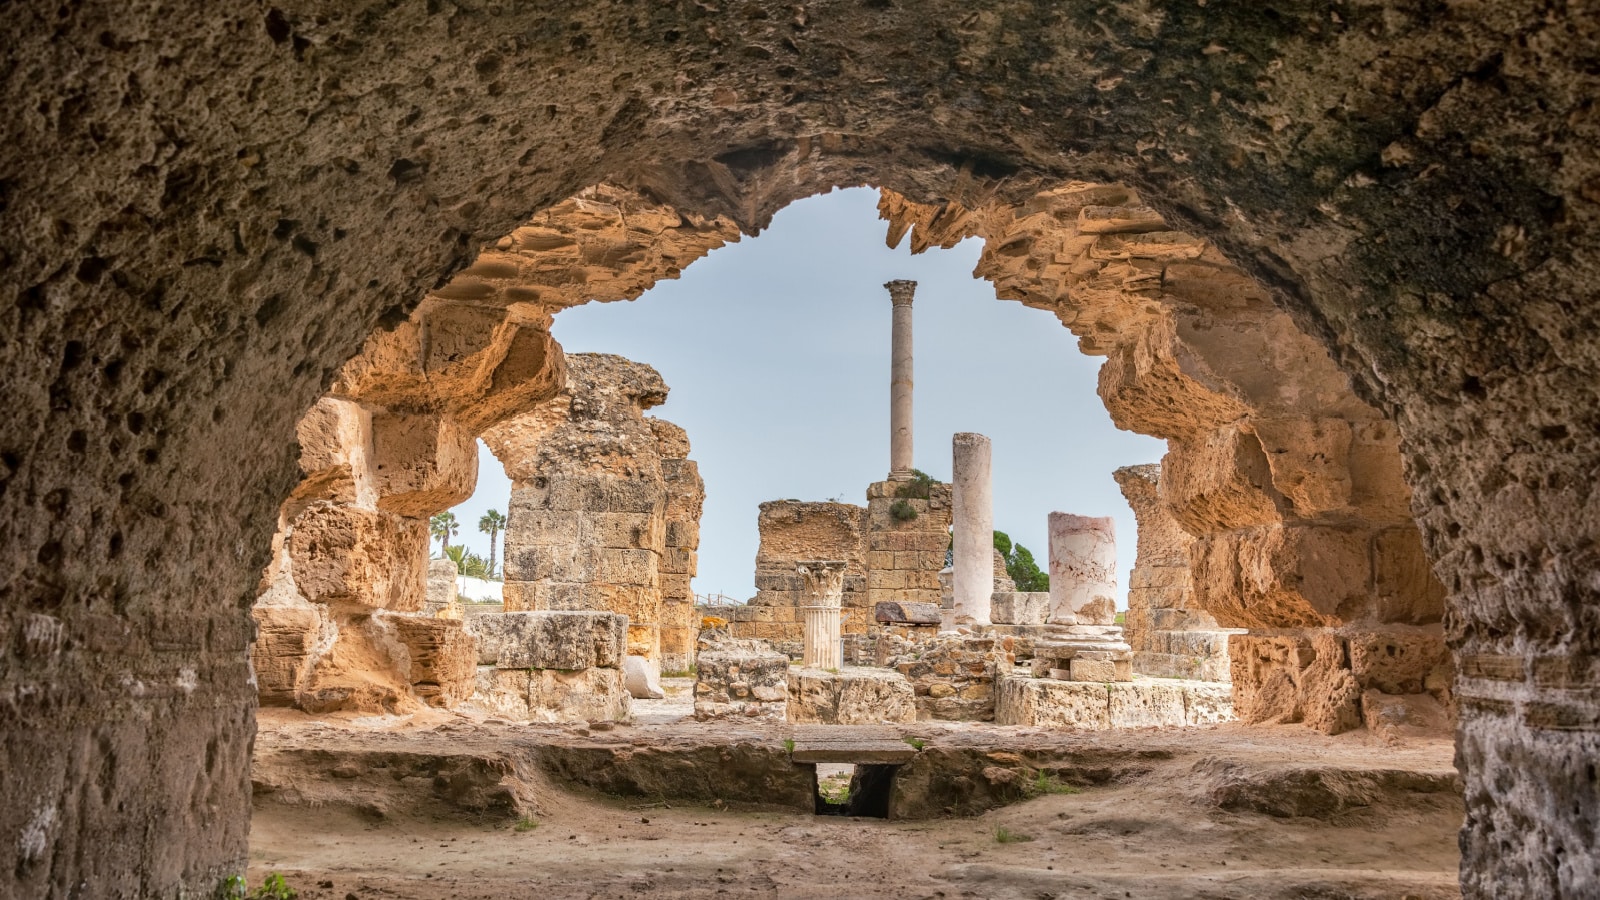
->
[812,762,897,818]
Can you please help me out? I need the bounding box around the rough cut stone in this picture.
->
[473,666,630,723]
[990,592,1049,626]
[390,616,478,708]
[874,600,942,625]
[785,667,917,725]
[465,611,627,670]
[995,675,1235,729]
[693,638,790,722]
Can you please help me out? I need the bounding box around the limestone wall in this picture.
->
[652,418,705,674]
[482,354,701,682]
[1114,464,1237,682]
[864,479,953,614]
[715,500,868,654]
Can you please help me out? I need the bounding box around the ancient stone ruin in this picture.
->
[5,4,1596,896]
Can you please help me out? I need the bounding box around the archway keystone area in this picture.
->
[2,2,1596,897]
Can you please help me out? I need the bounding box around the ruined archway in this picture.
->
[4,3,1595,896]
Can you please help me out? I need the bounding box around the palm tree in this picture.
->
[479,509,506,580]
[429,512,458,558]
[443,544,491,579]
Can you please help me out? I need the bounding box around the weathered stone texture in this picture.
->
[889,635,1007,722]
[786,667,917,725]
[465,611,627,671]
[482,355,697,688]
[390,616,478,708]
[1115,464,1238,682]
[464,611,630,723]
[693,638,790,722]
[424,558,465,620]
[995,675,1235,729]
[5,2,1598,894]
[653,418,705,674]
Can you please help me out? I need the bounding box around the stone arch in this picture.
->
[3,3,1595,897]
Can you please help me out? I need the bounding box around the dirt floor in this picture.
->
[247,687,1464,900]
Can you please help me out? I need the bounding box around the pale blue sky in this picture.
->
[447,187,1165,605]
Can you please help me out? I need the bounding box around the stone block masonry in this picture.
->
[1114,464,1240,682]
[694,637,790,722]
[787,667,917,724]
[484,354,703,697]
[464,611,630,723]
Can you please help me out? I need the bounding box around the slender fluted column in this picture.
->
[885,280,917,481]
[1048,513,1118,625]
[951,432,994,626]
[798,560,847,669]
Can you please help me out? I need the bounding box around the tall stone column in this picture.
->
[951,432,994,626]
[798,560,847,669]
[885,279,917,481]
[1048,513,1118,625]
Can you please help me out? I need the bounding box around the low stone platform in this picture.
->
[786,666,917,725]
[995,674,1234,729]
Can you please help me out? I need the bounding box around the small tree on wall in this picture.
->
[479,509,506,579]
[994,530,1049,592]
[429,512,458,558]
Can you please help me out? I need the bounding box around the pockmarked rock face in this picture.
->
[4,2,1598,894]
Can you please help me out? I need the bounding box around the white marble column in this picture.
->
[1047,512,1118,625]
[885,280,917,481]
[798,560,847,669]
[951,432,993,626]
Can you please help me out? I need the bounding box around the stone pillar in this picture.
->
[1048,513,1117,625]
[885,279,917,481]
[951,432,994,626]
[799,560,847,669]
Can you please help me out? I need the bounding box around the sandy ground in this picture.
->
[248,705,1464,900]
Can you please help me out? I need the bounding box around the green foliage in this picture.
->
[429,512,459,557]
[993,530,1013,559]
[993,826,1034,844]
[994,531,1048,592]
[894,468,939,500]
[903,737,926,750]
[889,499,919,521]
[443,544,492,579]
[216,873,297,900]
[514,817,540,832]
[783,738,796,753]
[817,772,851,806]
[1024,770,1080,797]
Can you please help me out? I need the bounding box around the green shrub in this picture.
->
[894,469,939,500]
[994,826,1034,844]
[903,737,926,750]
[890,499,918,521]
[514,817,540,832]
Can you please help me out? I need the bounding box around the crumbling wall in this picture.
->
[651,418,704,674]
[711,501,867,654]
[865,480,953,616]
[1114,464,1238,682]
[250,396,481,714]
[482,354,700,682]
[880,186,1451,736]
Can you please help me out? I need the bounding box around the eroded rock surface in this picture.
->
[4,2,1597,894]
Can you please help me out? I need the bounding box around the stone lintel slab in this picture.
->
[787,724,919,764]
